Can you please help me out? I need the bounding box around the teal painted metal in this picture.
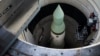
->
[51,5,65,34]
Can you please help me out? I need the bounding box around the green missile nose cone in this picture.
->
[51,5,65,34]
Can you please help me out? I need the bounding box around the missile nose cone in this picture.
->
[53,5,64,25]
[51,5,65,34]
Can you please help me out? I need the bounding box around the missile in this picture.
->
[50,5,65,48]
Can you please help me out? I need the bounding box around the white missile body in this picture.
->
[50,32,65,48]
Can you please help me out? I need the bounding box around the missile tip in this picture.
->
[51,4,65,34]
[53,4,64,19]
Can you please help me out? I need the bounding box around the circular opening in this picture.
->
[28,3,97,49]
